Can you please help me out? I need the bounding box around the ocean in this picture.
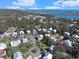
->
[30,10,79,19]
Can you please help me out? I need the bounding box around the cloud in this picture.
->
[13,0,36,6]
[45,0,79,10]
[54,0,79,7]
[29,7,42,10]
[6,6,20,9]
[45,6,62,9]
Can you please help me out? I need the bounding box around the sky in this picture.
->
[0,0,79,10]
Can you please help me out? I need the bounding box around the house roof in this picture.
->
[6,27,16,33]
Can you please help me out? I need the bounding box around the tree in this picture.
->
[42,36,54,46]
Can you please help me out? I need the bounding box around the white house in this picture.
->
[0,43,7,57]
[22,38,28,44]
[26,30,31,34]
[42,28,47,32]
[20,31,24,35]
[73,34,79,39]
[53,29,57,33]
[11,40,21,47]
[12,32,18,38]
[49,45,55,51]
[45,34,51,37]
[64,40,72,47]
[1,32,11,39]
[36,34,43,41]
[32,29,38,35]
[43,52,53,59]
[48,28,53,31]
[13,52,23,59]
[64,32,70,36]
[37,28,42,31]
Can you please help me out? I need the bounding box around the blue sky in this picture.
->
[0,0,79,10]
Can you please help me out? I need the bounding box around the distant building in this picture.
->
[1,27,17,39]
[64,40,72,47]
[35,34,43,41]
[26,30,31,34]
[12,32,18,38]
[11,39,21,47]
[0,43,7,57]
[42,52,53,59]
[13,52,23,59]
[22,38,28,44]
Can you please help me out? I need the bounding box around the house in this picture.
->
[0,43,7,57]
[48,28,53,32]
[72,34,79,39]
[45,34,51,37]
[37,28,42,32]
[22,38,28,44]
[64,32,70,36]
[26,30,31,34]
[1,32,10,39]
[19,31,24,35]
[11,39,21,47]
[64,40,72,47]
[6,27,17,34]
[48,45,56,54]
[27,47,41,59]
[32,29,38,35]
[69,24,74,27]
[12,32,18,38]
[13,52,23,59]
[35,34,43,41]
[42,52,53,59]
[53,29,57,33]
[42,28,47,32]
[58,40,64,45]
[19,31,25,38]
[1,27,17,39]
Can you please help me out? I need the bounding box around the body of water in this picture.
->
[30,10,79,19]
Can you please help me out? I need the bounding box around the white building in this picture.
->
[42,28,47,32]
[11,40,21,47]
[36,34,43,41]
[20,31,24,35]
[13,52,23,59]
[22,38,28,44]
[53,29,57,33]
[0,43,7,57]
[49,45,55,51]
[26,30,31,34]
[12,32,18,38]
[1,32,11,39]
[45,34,51,37]
[64,32,70,36]
[64,40,72,47]
[73,34,79,39]
[32,29,38,35]
[43,53,53,59]
[48,28,53,31]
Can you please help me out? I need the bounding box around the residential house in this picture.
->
[64,39,72,47]
[42,52,53,59]
[22,38,28,44]
[13,52,23,59]
[12,32,18,38]
[0,43,7,58]
[35,34,43,41]
[26,30,31,35]
[64,32,70,36]
[27,47,41,59]
[11,39,21,47]
[1,27,16,39]
[45,34,51,37]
